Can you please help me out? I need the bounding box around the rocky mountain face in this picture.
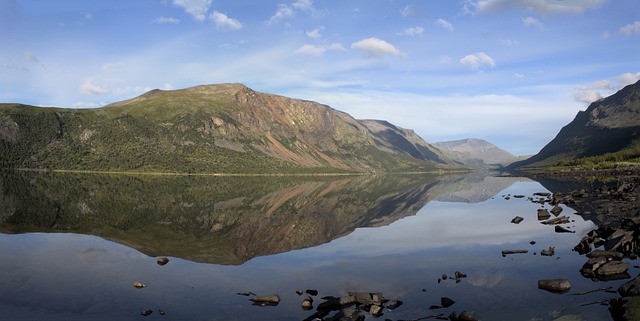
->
[513,80,640,168]
[434,138,525,168]
[0,84,447,173]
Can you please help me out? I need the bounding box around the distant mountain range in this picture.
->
[434,138,527,168]
[512,80,640,168]
[5,79,632,174]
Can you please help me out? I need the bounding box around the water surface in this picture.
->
[0,172,633,320]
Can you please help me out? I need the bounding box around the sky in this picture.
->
[1,0,638,156]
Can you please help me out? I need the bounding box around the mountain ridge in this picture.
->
[434,138,526,168]
[512,80,640,168]
[0,83,451,173]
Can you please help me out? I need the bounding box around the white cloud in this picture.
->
[464,0,605,15]
[521,16,543,28]
[81,12,93,20]
[400,5,418,17]
[460,52,496,71]
[295,44,325,56]
[269,0,320,24]
[351,38,405,58]
[572,73,640,104]
[515,73,525,79]
[269,4,295,24]
[295,43,345,56]
[172,0,212,22]
[620,21,640,35]
[617,72,640,86]
[435,19,453,32]
[292,0,313,11]
[153,16,180,24]
[80,77,109,95]
[397,26,424,36]
[306,27,323,39]
[210,11,242,30]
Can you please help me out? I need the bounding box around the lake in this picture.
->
[0,171,634,320]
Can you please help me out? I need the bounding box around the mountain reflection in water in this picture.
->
[0,171,513,265]
[0,171,622,321]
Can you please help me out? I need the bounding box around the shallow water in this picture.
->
[0,172,635,320]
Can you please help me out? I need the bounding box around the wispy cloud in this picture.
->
[295,43,345,56]
[210,11,242,30]
[400,5,418,17]
[80,77,109,95]
[153,16,180,24]
[306,27,323,39]
[463,0,605,15]
[573,72,640,103]
[460,52,496,71]
[172,0,212,22]
[436,18,454,32]
[521,16,543,29]
[351,38,405,58]
[620,21,640,35]
[268,0,320,24]
[397,26,424,36]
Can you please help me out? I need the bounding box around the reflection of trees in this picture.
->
[0,171,520,265]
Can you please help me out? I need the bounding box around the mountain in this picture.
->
[434,138,525,168]
[0,84,449,173]
[512,80,640,168]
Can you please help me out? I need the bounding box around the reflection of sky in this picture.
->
[0,180,632,321]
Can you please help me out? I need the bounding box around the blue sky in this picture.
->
[1,0,638,155]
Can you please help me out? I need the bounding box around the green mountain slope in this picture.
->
[0,84,446,173]
[512,80,640,168]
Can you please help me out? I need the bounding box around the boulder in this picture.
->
[511,216,524,224]
[441,297,456,308]
[542,216,570,225]
[250,294,281,306]
[538,279,571,293]
[550,205,563,216]
[301,296,314,310]
[538,209,551,220]
[156,257,169,266]
[555,225,574,233]
[501,249,528,256]
[458,311,479,321]
[618,275,640,297]
[383,299,402,310]
[596,261,630,276]
[541,247,555,256]
[586,250,625,260]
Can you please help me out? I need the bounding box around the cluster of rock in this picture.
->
[558,174,639,320]
[132,257,170,317]
[244,287,480,321]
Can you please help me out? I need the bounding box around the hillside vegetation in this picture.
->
[0,84,450,174]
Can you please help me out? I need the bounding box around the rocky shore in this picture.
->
[524,166,640,321]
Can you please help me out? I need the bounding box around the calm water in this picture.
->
[0,172,634,320]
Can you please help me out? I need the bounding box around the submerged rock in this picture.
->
[250,294,281,306]
[538,279,571,293]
